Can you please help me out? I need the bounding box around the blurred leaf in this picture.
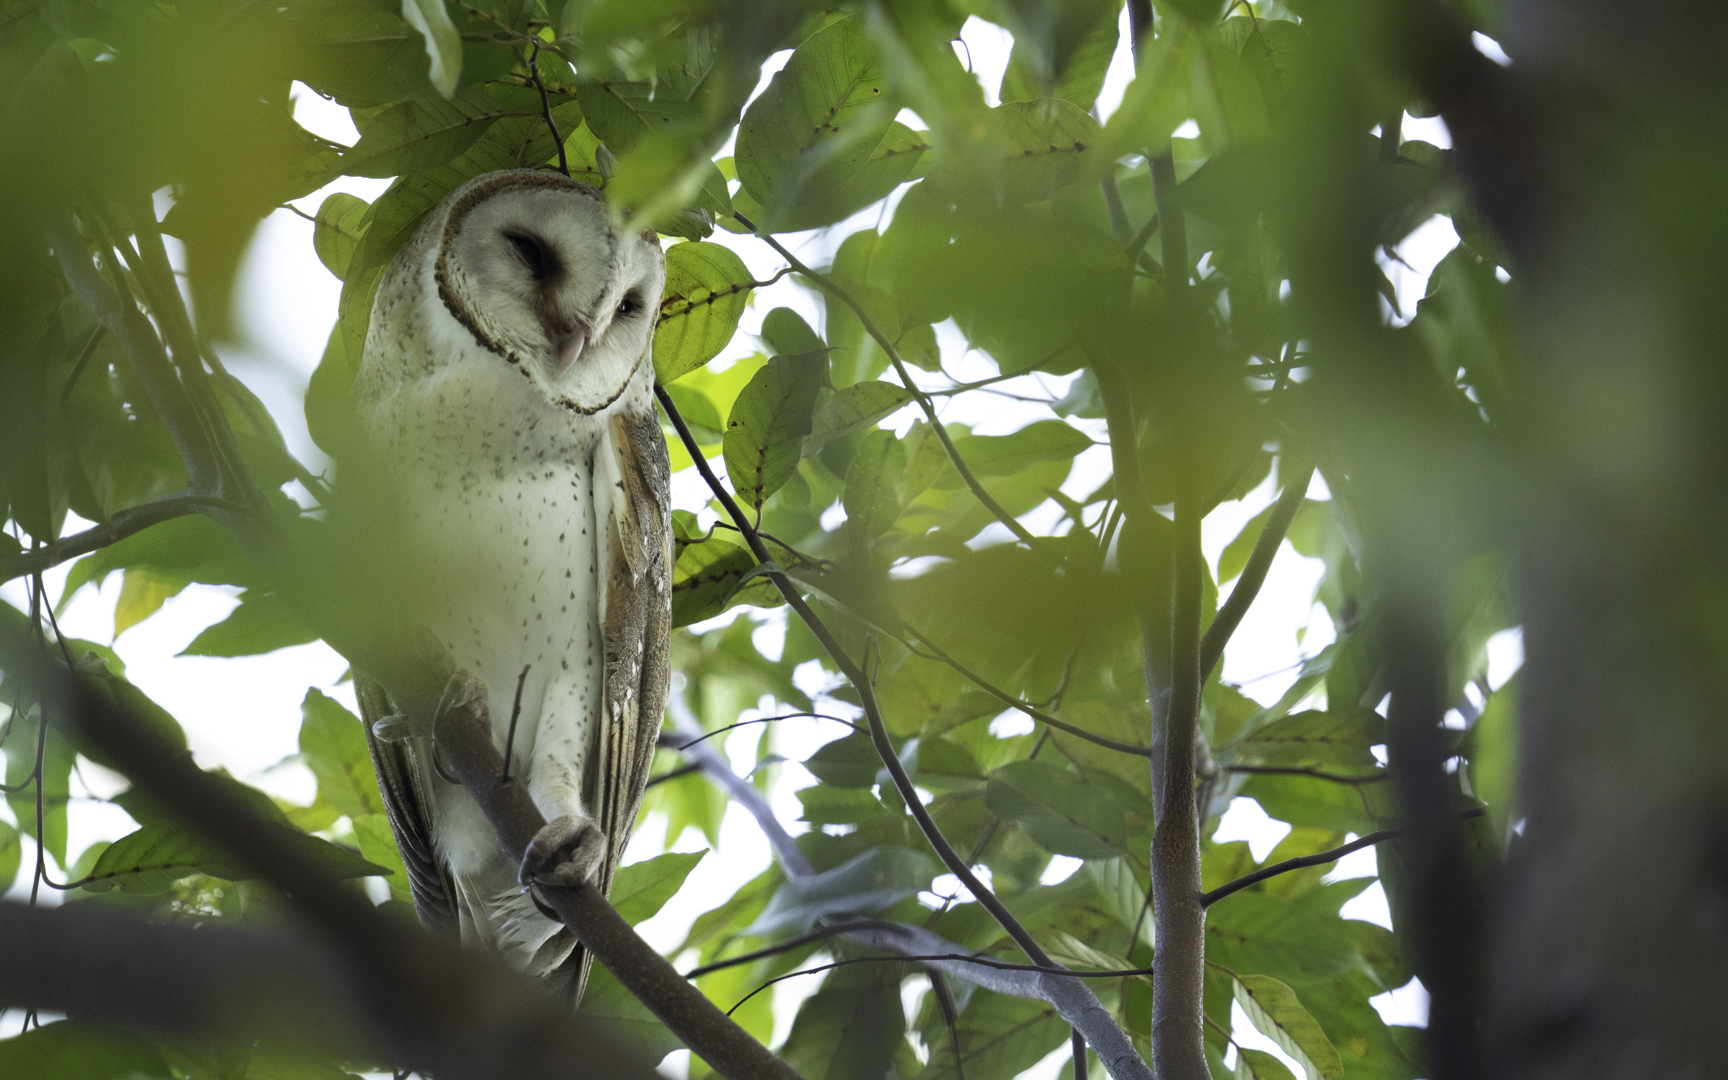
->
[582,961,685,1062]
[749,845,935,936]
[299,688,384,819]
[0,820,20,894]
[336,87,500,177]
[610,849,706,923]
[999,0,1120,110]
[179,590,319,658]
[401,0,463,97]
[1234,974,1344,1080]
[113,567,185,638]
[352,813,411,902]
[4,706,73,867]
[843,429,905,540]
[781,961,906,1080]
[805,381,916,456]
[804,731,880,789]
[312,192,371,281]
[1236,1048,1299,1080]
[0,1021,169,1080]
[80,819,389,893]
[724,352,827,511]
[70,652,187,769]
[914,989,1067,1080]
[736,14,909,232]
[987,99,1105,204]
[762,307,826,357]
[1467,673,1519,843]
[1220,709,1383,769]
[654,241,757,385]
[985,759,1129,859]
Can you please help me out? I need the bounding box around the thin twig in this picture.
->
[731,212,1049,553]
[1199,808,1487,907]
[674,712,860,751]
[0,493,256,585]
[527,44,570,178]
[1200,461,1315,683]
[1220,764,1390,785]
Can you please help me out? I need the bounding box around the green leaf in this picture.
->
[984,759,1129,858]
[797,785,890,826]
[991,99,1105,203]
[299,689,385,819]
[1233,975,1344,1080]
[943,420,1094,480]
[843,429,906,540]
[1207,890,1364,986]
[762,307,826,357]
[581,961,685,1062]
[999,0,1120,110]
[736,14,911,231]
[353,813,411,902]
[4,707,74,867]
[653,241,757,385]
[0,1021,169,1080]
[749,845,936,936]
[112,567,185,638]
[1236,1048,1300,1080]
[670,533,785,627]
[80,819,389,893]
[610,849,707,923]
[59,513,255,614]
[337,88,502,178]
[112,770,290,830]
[805,380,916,456]
[1221,709,1383,769]
[781,962,907,1080]
[723,352,827,511]
[400,0,463,97]
[70,653,187,769]
[915,990,1067,1080]
[179,590,319,658]
[0,819,20,894]
[803,730,880,788]
[313,193,371,282]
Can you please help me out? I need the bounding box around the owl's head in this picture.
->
[430,171,664,414]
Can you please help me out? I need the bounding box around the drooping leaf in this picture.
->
[654,241,758,385]
[80,819,389,893]
[781,961,907,1080]
[336,87,502,178]
[313,193,371,282]
[1236,1048,1300,1080]
[179,590,319,658]
[761,307,826,357]
[400,0,463,97]
[610,849,707,923]
[805,380,917,456]
[735,14,911,231]
[749,845,935,936]
[299,688,384,819]
[723,352,827,511]
[0,820,20,894]
[984,759,1130,859]
[843,429,906,540]
[803,731,881,789]
[0,1021,169,1080]
[1233,974,1344,1080]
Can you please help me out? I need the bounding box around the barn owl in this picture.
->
[348,169,672,1005]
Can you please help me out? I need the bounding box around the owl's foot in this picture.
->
[519,813,606,888]
[370,713,427,743]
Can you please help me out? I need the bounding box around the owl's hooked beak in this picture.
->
[550,319,590,378]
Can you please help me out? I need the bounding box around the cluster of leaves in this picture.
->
[0,0,1526,1078]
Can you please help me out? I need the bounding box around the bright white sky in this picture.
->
[0,14,1523,1077]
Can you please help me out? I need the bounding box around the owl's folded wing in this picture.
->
[592,406,674,886]
[357,673,459,938]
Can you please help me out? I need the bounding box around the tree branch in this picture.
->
[1199,808,1486,907]
[423,666,805,1080]
[731,212,1049,554]
[0,902,662,1080]
[0,493,241,585]
[666,688,813,877]
[1199,460,1316,683]
[0,627,662,1080]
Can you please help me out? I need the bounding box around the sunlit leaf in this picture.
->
[1233,974,1344,1080]
[299,688,384,819]
[610,849,706,923]
[654,241,757,385]
[723,352,826,511]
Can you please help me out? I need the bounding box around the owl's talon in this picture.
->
[519,813,605,888]
[371,713,427,743]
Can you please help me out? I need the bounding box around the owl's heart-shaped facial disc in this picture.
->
[432,172,665,414]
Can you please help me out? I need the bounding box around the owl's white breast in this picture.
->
[360,340,611,875]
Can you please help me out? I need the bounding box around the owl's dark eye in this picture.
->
[504,231,555,281]
[616,293,642,319]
